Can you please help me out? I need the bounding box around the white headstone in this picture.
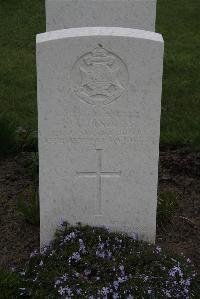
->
[45,0,157,32]
[37,27,164,246]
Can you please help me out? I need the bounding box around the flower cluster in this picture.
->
[17,223,198,298]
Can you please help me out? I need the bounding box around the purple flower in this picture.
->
[98,242,105,250]
[107,251,113,259]
[96,276,100,281]
[71,252,81,262]
[119,265,124,272]
[143,275,149,282]
[118,276,127,283]
[41,246,48,255]
[113,280,119,290]
[58,286,65,295]
[119,264,125,276]
[61,273,68,281]
[162,288,173,298]
[79,239,86,253]
[115,237,122,243]
[63,231,76,244]
[96,250,105,258]
[65,286,72,296]
[30,250,38,258]
[131,232,138,240]
[74,271,80,278]
[102,287,110,295]
[58,286,72,296]
[168,266,183,278]
[163,290,172,298]
[84,269,91,276]
[76,288,82,295]
[184,287,189,294]
[54,279,61,288]
[185,279,191,286]
[155,246,162,253]
[39,260,43,267]
[113,292,119,299]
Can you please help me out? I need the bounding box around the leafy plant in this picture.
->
[0,114,17,157]
[157,191,179,226]
[15,127,38,152]
[17,185,39,226]
[17,223,199,298]
[0,268,22,299]
[0,113,38,157]
[24,152,39,184]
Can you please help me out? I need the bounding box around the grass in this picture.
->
[17,185,40,226]
[157,191,179,226]
[156,0,200,148]
[16,152,39,225]
[0,0,199,149]
[8,223,199,298]
[16,186,178,229]
[0,0,45,131]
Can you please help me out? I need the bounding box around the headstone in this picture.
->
[45,0,157,32]
[37,27,164,246]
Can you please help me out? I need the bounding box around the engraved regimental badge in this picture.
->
[71,45,129,105]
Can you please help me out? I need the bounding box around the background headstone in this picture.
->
[45,0,157,32]
[37,27,164,246]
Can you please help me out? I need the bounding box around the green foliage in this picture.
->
[22,151,39,184]
[27,152,39,184]
[0,269,22,299]
[17,185,39,226]
[17,223,199,298]
[0,114,17,157]
[24,130,38,152]
[157,191,179,226]
[0,113,37,157]
[16,128,38,152]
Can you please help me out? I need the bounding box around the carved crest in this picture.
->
[71,45,129,105]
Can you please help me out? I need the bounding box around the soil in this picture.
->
[0,153,39,270]
[157,148,200,273]
[0,148,199,272]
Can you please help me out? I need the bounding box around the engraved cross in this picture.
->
[76,149,121,215]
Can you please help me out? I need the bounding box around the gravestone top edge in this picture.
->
[36,27,163,44]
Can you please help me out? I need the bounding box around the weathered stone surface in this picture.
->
[37,27,164,246]
[45,0,157,32]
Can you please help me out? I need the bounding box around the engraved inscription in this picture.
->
[71,45,129,106]
[76,149,121,215]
